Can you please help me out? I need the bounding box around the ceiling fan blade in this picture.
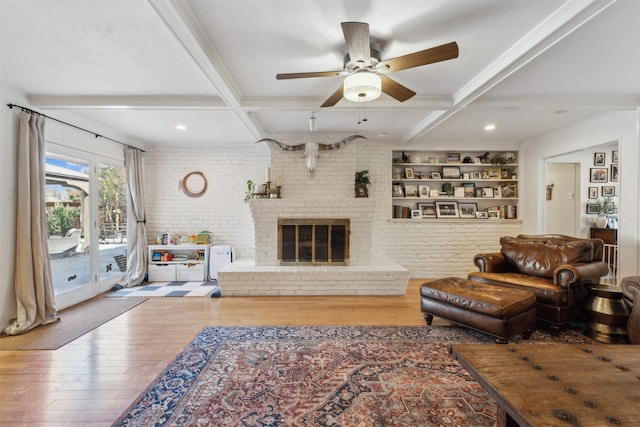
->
[276,70,343,80]
[380,75,416,102]
[379,42,459,72]
[341,22,371,64]
[320,85,344,108]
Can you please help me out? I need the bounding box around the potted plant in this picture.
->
[355,170,370,198]
[592,196,617,228]
[243,179,255,203]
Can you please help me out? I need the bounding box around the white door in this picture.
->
[545,163,579,235]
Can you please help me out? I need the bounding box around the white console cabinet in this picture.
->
[147,244,210,282]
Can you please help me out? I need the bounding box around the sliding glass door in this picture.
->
[45,143,127,308]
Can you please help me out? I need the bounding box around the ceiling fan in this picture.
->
[276,22,459,107]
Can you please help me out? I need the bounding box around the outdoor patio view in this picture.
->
[46,153,127,296]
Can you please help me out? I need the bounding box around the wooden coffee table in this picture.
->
[451,344,640,426]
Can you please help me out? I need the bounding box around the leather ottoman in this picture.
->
[420,277,537,342]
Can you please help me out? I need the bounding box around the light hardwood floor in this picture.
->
[0,279,448,426]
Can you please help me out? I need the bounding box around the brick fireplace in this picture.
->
[217,141,409,295]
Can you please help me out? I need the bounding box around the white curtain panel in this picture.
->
[122,147,147,287]
[5,112,58,335]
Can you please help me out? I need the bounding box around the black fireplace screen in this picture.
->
[278,219,349,265]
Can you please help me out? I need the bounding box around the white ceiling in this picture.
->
[1,0,638,148]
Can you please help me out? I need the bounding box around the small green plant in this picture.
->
[355,170,370,185]
[592,196,617,215]
[490,153,508,167]
[244,179,255,203]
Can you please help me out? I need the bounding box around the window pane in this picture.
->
[98,164,128,281]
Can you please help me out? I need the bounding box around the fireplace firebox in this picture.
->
[278,218,349,265]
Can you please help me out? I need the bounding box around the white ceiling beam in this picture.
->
[29,95,228,110]
[404,0,618,144]
[147,0,265,138]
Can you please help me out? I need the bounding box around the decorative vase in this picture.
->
[595,215,608,229]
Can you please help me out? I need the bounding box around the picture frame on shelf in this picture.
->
[392,185,404,197]
[487,208,501,219]
[590,168,608,182]
[435,201,459,218]
[463,182,475,197]
[602,186,615,196]
[453,186,465,197]
[418,203,437,218]
[474,187,484,198]
[471,171,483,179]
[430,171,442,179]
[475,210,489,219]
[612,150,619,163]
[500,169,511,179]
[411,209,422,219]
[429,189,440,198]
[611,164,619,182]
[588,187,598,199]
[404,184,419,197]
[483,169,499,179]
[458,203,478,218]
[500,183,517,198]
[418,184,430,197]
[594,152,606,166]
[442,166,461,179]
[446,152,461,164]
[482,187,495,198]
[404,168,414,179]
[462,173,470,180]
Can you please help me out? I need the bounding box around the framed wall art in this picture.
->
[602,186,615,196]
[590,168,608,183]
[611,164,619,181]
[594,152,605,166]
[418,203,437,218]
[588,187,598,199]
[612,150,619,163]
[458,203,478,218]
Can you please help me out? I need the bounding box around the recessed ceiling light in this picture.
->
[484,124,496,131]
[176,124,187,130]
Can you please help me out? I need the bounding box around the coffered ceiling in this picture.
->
[1,0,638,148]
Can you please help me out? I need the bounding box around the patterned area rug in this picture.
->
[113,325,594,426]
[107,281,220,298]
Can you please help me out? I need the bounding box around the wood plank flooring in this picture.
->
[0,279,446,426]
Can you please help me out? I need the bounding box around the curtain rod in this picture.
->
[6,103,144,152]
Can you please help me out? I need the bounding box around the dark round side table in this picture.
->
[582,284,630,343]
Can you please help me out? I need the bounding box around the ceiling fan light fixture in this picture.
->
[343,72,381,103]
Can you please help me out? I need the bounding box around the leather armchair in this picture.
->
[621,276,640,344]
[469,234,609,332]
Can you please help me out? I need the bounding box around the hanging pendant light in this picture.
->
[343,71,382,103]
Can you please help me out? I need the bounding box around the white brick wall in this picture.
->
[144,140,522,291]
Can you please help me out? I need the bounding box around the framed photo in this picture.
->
[404,184,419,197]
[611,164,619,182]
[594,152,605,166]
[404,168,414,179]
[418,184,430,197]
[442,166,461,179]
[612,150,619,164]
[453,186,465,197]
[474,187,484,198]
[487,208,501,219]
[458,203,478,218]
[471,171,483,179]
[392,184,404,197]
[411,209,422,219]
[435,201,459,218]
[475,210,489,219]
[446,152,461,164]
[588,187,598,199]
[500,169,511,179]
[430,171,442,179]
[462,173,470,180]
[483,169,499,179]
[429,189,440,198]
[500,183,517,198]
[590,168,608,183]
[602,186,615,196]
[482,187,495,198]
[586,203,600,214]
[463,183,475,197]
[418,203,437,218]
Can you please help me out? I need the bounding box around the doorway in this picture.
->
[545,163,579,236]
[45,143,127,308]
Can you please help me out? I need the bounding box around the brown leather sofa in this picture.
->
[469,234,609,332]
[621,276,640,344]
